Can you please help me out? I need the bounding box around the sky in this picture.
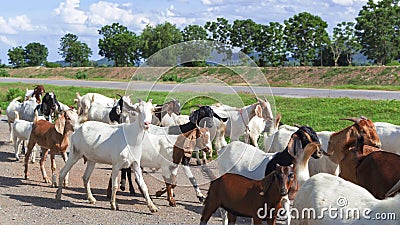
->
[0,0,373,64]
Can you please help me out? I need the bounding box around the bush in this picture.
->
[0,68,10,77]
[45,61,61,68]
[75,71,88,79]
[386,60,400,66]
[6,88,25,101]
[161,73,183,82]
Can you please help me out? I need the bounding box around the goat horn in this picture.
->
[117,94,123,98]
[385,179,400,197]
[264,96,269,102]
[293,124,302,128]
[340,117,361,124]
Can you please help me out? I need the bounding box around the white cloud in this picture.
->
[332,0,354,6]
[53,0,88,25]
[0,17,17,34]
[9,15,34,31]
[202,0,223,5]
[0,35,17,46]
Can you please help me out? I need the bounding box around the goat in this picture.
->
[55,99,158,212]
[38,92,61,123]
[338,131,400,200]
[74,92,115,118]
[11,111,44,162]
[6,96,23,142]
[86,95,131,124]
[106,127,212,206]
[24,109,76,187]
[119,106,217,197]
[25,85,45,103]
[374,121,400,155]
[200,165,294,225]
[264,124,337,176]
[214,126,323,225]
[212,97,274,148]
[154,99,181,126]
[291,173,400,225]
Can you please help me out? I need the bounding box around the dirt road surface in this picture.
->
[0,115,251,224]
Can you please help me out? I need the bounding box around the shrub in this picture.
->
[75,71,88,79]
[0,68,10,77]
[45,61,61,68]
[161,73,182,82]
[6,88,24,101]
[386,60,400,66]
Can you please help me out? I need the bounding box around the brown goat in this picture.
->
[24,110,75,187]
[349,135,400,199]
[200,165,294,225]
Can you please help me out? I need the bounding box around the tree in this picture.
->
[140,22,182,66]
[24,42,48,66]
[98,23,140,66]
[355,0,400,65]
[230,19,258,56]
[8,46,26,67]
[330,22,361,66]
[284,12,330,66]
[181,25,210,66]
[59,33,92,67]
[204,18,233,64]
[182,25,207,41]
[254,22,287,66]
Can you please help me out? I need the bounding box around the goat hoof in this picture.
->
[88,196,96,205]
[111,203,119,211]
[120,180,126,191]
[149,205,158,213]
[198,196,205,203]
[155,190,163,197]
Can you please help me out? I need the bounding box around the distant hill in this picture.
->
[54,58,114,67]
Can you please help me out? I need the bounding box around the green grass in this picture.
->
[1,82,399,132]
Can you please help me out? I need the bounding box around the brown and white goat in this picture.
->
[200,165,294,225]
[24,110,75,187]
[345,134,400,199]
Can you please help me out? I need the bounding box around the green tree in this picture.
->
[8,46,26,67]
[230,19,258,56]
[140,22,182,66]
[98,23,140,66]
[24,42,48,66]
[331,22,361,66]
[181,25,209,66]
[355,0,400,65]
[182,24,207,41]
[254,22,287,66]
[59,33,92,67]
[204,18,232,64]
[284,12,329,66]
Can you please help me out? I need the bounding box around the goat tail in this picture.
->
[13,111,20,120]
[33,109,39,124]
[11,96,22,102]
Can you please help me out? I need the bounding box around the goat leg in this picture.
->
[119,168,128,191]
[166,183,176,207]
[50,152,57,187]
[40,148,50,183]
[125,167,136,196]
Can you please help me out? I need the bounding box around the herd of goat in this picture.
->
[3,85,400,225]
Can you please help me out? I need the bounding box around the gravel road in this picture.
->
[0,115,240,225]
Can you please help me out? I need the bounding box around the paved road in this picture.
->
[1,77,400,100]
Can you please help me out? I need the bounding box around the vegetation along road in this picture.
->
[1,77,400,100]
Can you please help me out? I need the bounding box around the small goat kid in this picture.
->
[24,110,75,187]
[200,165,294,225]
[56,99,158,212]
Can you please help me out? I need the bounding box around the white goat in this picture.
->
[86,95,131,124]
[212,98,274,148]
[74,92,115,119]
[264,124,337,176]
[11,111,45,162]
[56,99,158,212]
[291,173,400,225]
[160,113,190,127]
[6,97,23,141]
[374,122,400,155]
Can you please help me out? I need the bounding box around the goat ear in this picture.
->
[55,115,66,135]
[287,134,302,158]
[255,104,263,118]
[260,174,274,196]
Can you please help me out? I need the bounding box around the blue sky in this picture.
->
[0,0,372,64]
